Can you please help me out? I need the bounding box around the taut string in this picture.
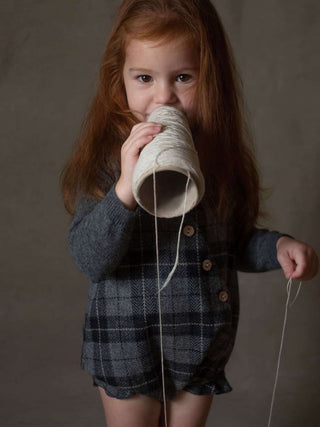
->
[267,278,302,427]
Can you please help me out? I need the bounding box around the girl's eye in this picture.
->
[176,74,192,82]
[137,75,153,83]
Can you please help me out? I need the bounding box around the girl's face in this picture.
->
[123,36,199,126]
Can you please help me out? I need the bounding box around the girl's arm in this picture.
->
[68,122,163,282]
[236,228,318,281]
[235,228,286,272]
[68,183,138,282]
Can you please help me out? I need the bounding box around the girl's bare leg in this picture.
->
[97,386,162,427]
[159,390,213,427]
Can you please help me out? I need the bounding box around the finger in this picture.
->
[124,124,162,148]
[290,249,311,280]
[127,125,163,152]
[277,252,296,280]
[290,262,307,280]
[295,254,319,281]
[136,133,158,152]
[130,122,162,136]
[291,248,320,281]
[291,269,306,281]
[122,134,163,166]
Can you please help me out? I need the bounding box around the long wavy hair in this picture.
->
[60,0,265,245]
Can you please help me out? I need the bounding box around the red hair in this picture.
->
[60,0,264,245]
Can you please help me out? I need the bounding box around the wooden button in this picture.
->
[202,259,212,271]
[183,225,195,237]
[219,291,229,302]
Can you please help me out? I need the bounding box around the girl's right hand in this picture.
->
[115,122,162,210]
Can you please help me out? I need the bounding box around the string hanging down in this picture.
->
[131,106,202,427]
[130,106,306,427]
[153,162,191,427]
[267,278,302,427]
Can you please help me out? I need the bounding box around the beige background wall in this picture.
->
[1,1,319,425]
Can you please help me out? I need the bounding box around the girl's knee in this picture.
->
[166,390,213,427]
[97,386,162,427]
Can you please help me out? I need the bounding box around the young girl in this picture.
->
[60,1,318,426]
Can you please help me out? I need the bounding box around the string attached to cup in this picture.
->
[131,106,305,427]
[153,161,191,427]
[132,106,308,427]
[132,106,204,426]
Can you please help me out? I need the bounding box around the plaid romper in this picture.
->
[68,183,284,401]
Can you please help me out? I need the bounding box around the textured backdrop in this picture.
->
[1,1,319,426]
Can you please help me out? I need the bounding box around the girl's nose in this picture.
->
[154,83,177,106]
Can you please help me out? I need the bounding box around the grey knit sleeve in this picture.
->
[235,228,293,273]
[68,183,138,282]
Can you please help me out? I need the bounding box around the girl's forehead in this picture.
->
[124,36,199,60]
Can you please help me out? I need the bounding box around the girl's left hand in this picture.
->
[276,236,319,281]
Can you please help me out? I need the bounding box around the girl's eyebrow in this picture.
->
[129,68,154,74]
[128,67,198,74]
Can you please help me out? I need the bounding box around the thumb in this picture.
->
[277,251,296,280]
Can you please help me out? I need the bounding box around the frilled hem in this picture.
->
[90,373,232,403]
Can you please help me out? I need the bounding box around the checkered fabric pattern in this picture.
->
[68,183,284,401]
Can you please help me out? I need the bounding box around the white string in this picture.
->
[153,164,168,426]
[267,277,303,427]
[153,160,191,427]
[140,112,305,426]
[157,172,191,294]
[131,106,200,426]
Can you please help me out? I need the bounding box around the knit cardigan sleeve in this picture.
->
[235,227,293,273]
[68,183,138,282]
